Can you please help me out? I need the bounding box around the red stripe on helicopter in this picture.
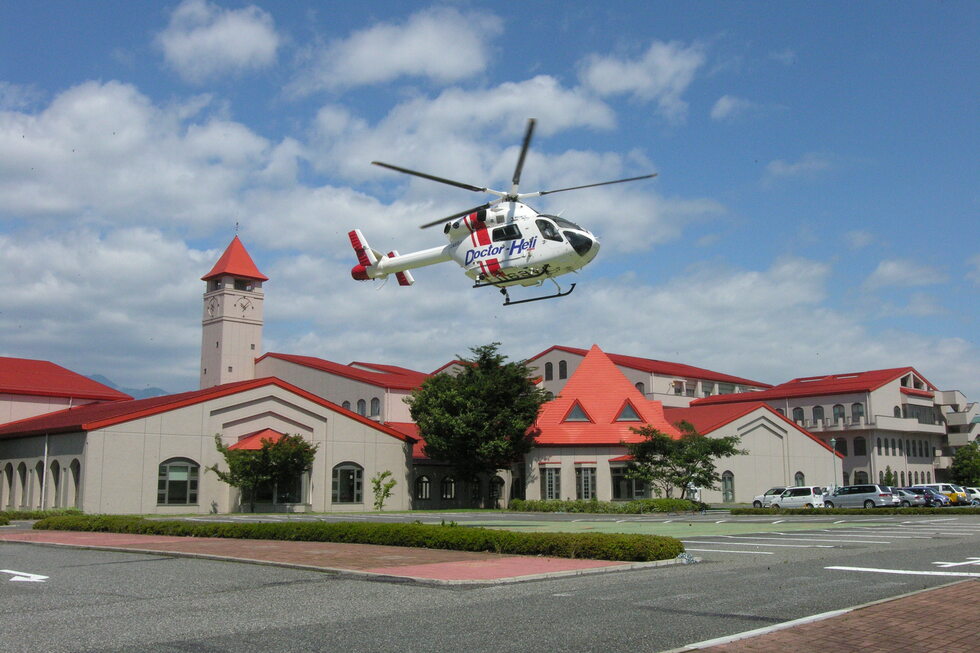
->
[348,231,372,267]
[466,213,490,247]
[485,258,506,277]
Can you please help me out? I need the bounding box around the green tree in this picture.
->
[950,441,980,486]
[407,343,549,484]
[625,421,745,500]
[371,470,397,511]
[209,434,318,512]
[882,465,897,486]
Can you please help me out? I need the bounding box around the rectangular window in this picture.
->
[541,467,561,500]
[576,467,596,500]
[492,224,521,242]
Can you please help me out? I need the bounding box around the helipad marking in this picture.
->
[1,569,48,583]
[826,565,980,578]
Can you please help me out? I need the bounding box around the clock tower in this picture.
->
[200,236,268,389]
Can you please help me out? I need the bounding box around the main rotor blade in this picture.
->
[419,202,495,229]
[372,161,487,193]
[510,118,536,193]
[535,173,658,197]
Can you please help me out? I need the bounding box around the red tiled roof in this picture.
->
[0,377,415,444]
[201,236,268,282]
[534,345,680,446]
[530,345,771,388]
[387,422,428,459]
[692,367,933,406]
[665,402,842,458]
[228,428,287,450]
[257,353,430,390]
[0,357,132,401]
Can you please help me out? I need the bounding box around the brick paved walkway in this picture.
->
[694,579,979,653]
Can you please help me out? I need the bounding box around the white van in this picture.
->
[769,486,826,509]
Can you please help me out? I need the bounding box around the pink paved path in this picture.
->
[0,529,633,582]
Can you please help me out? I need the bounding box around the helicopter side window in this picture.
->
[535,219,563,242]
[492,224,522,242]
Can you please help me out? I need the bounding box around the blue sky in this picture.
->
[1,1,977,399]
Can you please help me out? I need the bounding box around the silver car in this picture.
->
[824,484,894,509]
[893,488,926,507]
[752,486,786,508]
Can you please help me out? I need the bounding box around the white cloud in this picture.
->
[579,40,707,123]
[967,254,980,285]
[292,7,502,92]
[763,152,832,184]
[863,259,947,290]
[844,230,874,250]
[710,95,756,121]
[157,0,280,84]
[0,81,43,111]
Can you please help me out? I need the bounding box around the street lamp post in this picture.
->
[830,438,838,489]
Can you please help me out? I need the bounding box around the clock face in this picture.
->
[206,297,218,317]
[236,297,252,315]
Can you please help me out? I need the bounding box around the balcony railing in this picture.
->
[798,414,946,434]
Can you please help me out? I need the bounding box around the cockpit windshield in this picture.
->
[540,214,584,231]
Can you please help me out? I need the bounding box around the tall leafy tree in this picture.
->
[950,441,980,486]
[209,434,318,512]
[407,343,549,482]
[625,421,745,500]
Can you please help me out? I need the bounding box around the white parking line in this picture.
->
[683,539,833,549]
[826,565,980,578]
[684,548,773,555]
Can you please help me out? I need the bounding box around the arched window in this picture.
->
[50,460,61,508]
[342,400,351,411]
[440,476,456,500]
[157,458,199,505]
[834,439,848,456]
[17,463,27,508]
[794,471,805,486]
[776,408,785,416]
[876,438,882,455]
[370,397,380,417]
[854,437,867,457]
[897,439,903,455]
[69,459,81,509]
[470,477,482,502]
[635,382,645,395]
[34,461,44,508]
[905,440,911,457]
[842,471,850,485]
[813,406,825,423]
[851,403,865,421]
[544,362,553,381]
[558,360,568,379]
[415,475,431,500]
[332,462,363,503]
[356,399,366,416]
[879,470,884,483]
[900,471,905,486]
[792,407,805,423]
[833,404,845,423]
[721,471,735,503]
[891,438,897,455]
[854,470,869,483]
[894,406,902,418]
[2,463,12,508]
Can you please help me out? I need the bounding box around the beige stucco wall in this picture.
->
[255,357,414,422]
[0,394,99,426]
[1,384,413,514]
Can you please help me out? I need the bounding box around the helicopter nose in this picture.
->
[564,230,597,257]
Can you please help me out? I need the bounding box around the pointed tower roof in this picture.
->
[202,236,268,282]
[534,345,680,445]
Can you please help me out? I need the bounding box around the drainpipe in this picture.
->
[42,433,49,510]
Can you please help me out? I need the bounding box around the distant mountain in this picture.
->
[88,374,168,399]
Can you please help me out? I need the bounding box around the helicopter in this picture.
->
[348,118,656,305]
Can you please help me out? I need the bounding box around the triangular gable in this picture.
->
[534,345,680,445]
[614,399,642,422]
[228,428,287,451]
[562,400,594,423]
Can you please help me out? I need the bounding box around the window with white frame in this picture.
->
[721,471,735,503]
[332,462,363,503]
[541,466,561,500]
[415,475,431,500]
[370,397,380,417]
[610,467,647,500]
[158,458,199,505]
[576,467,596,500]
[440,476,456,500]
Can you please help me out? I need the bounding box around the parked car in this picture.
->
[920,483,970,505]
[963,487,980,505]
[752,486,786,508]
[823,484,894,509]
[907,486,950,507]
[892,488,926,507]
[770,486,826,509]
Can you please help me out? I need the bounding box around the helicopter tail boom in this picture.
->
[348,229,449,284]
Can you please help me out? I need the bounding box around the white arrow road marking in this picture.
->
[826,565,980,578]
[1,569,48,583]
[932,557,980,568]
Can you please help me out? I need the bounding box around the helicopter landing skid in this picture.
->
[500,280,576,306]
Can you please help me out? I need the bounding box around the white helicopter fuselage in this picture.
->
[350,202,599,289]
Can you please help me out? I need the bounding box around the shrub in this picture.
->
[0,508,83,520]
[32,515,685,562]
[0,515,8,526]
[509,498,701,514]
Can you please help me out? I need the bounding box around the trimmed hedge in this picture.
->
[33,515,684,562]
[731,506,980,516]
[509,498,702,514]
[0,508,83,520]
[0,515,8,526]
